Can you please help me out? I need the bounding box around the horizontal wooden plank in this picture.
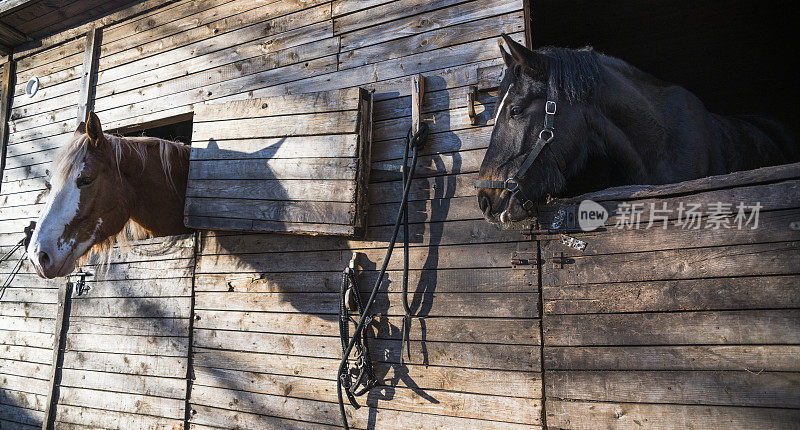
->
[192,112,359,140]
[334,0,468,35]
[544,274,800,314]
[189,405,338,430]
[562,162,800,203]
[65,333,188,356]
[196,241,521,274]
[545,345,800,371]
[189,384,539,430]
[0,358,48,380]
[194,88,361,121]
[56,386,185,419]
[0,387,46,412]
[68,296,190,319]
[96,1,332,82]
[62,351,187,378]
[0,345,51,364]
[185,216,357,236]
[194,310,539,344]
[0,329,54,349]
[185,197,354,225]
[338,0,521,51]
[201,219,519,257]
[0,302,56,319]
[96,24,338,101]
[186,178,355,202]
[543,241,800,286]
[188,158,359,182]
[67,316,189,337]
[0,315,55,333]
[99,54,339,129]
[193,329,540,371]
[544,310,800,346]
[0,373,49,396]
[55,404,184,430]
[195,267,534,294]
[546,370,800,408]
[190,367,541,425]
[0,403,43,427]
[540,205,800,258]
[340,11,523,70]
[59,368,186,399]
[545,399,800,430]
[192,347,541,398]
[194,291,539,319]
[189,135,359,160]
[0,288,57,304]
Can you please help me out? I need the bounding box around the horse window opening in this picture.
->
[524,0,799,199]
[112,116,194,146]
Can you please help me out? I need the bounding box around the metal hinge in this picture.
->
[510,252,541,268]
[551,252,575,269]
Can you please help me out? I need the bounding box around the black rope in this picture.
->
[337,123,428,429]
[0,222,36,300]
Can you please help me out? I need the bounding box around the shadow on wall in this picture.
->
[201,77,466,427]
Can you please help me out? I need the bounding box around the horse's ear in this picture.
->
[85,111,104,147]
[499,41,515,67]
[500,33,547,75]
[74,121,86,137]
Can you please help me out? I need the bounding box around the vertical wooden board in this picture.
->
[185,88,373,236]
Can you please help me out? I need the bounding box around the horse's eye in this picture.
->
[76,177,94,188]
[510,106,522,118]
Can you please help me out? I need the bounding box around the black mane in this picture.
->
[536,46,600,102]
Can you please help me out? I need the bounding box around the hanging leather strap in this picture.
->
[476,100,557,210]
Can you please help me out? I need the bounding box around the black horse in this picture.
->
[477,34,798,225]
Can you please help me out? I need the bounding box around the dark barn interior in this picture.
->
[532,0,799,140]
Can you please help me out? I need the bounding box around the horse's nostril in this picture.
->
[38,251,51,269]
[479,195,491,214]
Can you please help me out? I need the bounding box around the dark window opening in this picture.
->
[531,0,799,137]
[110,114,194,145]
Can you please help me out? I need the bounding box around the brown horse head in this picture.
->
[27,112,191,278]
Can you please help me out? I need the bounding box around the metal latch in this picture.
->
[511,252,540,268]
[552,252,574,269]
[68,270,93,296]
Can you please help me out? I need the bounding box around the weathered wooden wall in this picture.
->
[1,35,86,429]
[537,165,800,428]
[51,235,194,428]
[4,1,797,429]
[3,0,540,428]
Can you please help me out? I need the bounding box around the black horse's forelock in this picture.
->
[536,46,600,102]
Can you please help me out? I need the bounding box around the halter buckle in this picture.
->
[545,100,557,115]
[538,128,554,142]
[504,178,519,192]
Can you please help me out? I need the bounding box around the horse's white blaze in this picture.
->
[27,161,84,274]
[494,85,512,123]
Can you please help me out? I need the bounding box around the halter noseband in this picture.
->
[476,99,558,211]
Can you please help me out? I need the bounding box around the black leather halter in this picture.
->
[476,99,557,211]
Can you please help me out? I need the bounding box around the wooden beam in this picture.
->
[0,21,28,45]
[76,25,100,125]
[411,73,424,134]
[0,0,38,17]
[0,56,14,196]
[12,0,182,60]
[42,281,73,430]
